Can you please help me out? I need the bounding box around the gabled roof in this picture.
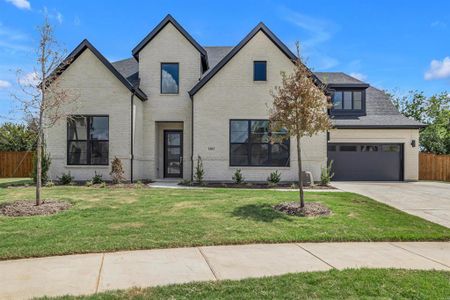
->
[47,39,147,101]
[132,14,208,70]
[189,22,303,97]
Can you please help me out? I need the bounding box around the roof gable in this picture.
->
[189,22,319,97]
[47,39,147,101]
[132,14,207,69]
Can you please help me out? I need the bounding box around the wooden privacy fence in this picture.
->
[419,152,450,182]
[0,151,34,178]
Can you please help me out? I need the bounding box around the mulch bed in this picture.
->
[180,182,336,190]
[273,202,332,217]
[0,200,71,217]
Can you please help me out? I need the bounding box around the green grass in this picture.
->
[0,177,32,188]
[40,269,450,300]
[0,186,449,260]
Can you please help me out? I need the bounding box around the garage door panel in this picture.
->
[328,143,403,181]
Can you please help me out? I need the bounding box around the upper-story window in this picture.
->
[253,61,267,81]
[331,89,365,115]
[161,63,179,94]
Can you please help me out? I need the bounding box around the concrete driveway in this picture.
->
[332,181,450,228]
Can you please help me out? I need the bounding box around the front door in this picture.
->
[164,130,183,178]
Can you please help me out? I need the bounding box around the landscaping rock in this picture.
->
[0,200,71,217]
[273,202,332,217]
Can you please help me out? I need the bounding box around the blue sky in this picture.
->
[0,0,449,121]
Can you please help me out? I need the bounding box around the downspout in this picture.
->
[130,92,135,183]
[190,95,194,181]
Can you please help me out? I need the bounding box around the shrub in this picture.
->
[232,169,244,184]
[85,180,93,187]
[194,155,205,184]
[180,179,192,186]
[98,182,107,188]
[267,170,281,184]
[59,172,73,185]
[45,180,55,187]
[31,151,51,184]
[92,172,104,184]
[134,180,144,188]
[110,157,125,184]
[320,160,335,185]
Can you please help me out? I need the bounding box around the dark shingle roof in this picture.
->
[111,58,140,86]
[315,72,366,85]
[315,72,424,128]
[204,46,233,69]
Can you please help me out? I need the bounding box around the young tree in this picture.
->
[12,16,77,205]
[270,43,332,208]
[390,91,450,154]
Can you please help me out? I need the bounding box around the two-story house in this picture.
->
[45,14,424,182]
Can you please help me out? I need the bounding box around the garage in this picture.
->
[327,143,403,181]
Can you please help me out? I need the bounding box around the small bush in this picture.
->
[45,180,55,187]
[85,180,93,187]
[290,183,298,189]
[110,157,125,184]
[180,179,192,186]
[59,172,73,185]
[31,151,51,184]
[232,169,244,184]
[98,182,107,188]
[267,170,281,184]
[194,155,205,184]
[321,160,334,185]
[92,172,104,184]
[134,180,144,188]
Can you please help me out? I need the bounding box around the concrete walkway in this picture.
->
[1,242,449,299]
[332,181,450,228]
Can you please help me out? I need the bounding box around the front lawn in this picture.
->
[0,177,32,188]
[41,269,450,299]
[0,186,449,260]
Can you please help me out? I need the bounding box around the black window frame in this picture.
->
[160,62,180,94]
[67,115,109,166]
[330,88,366,116]
[229,119,290,167]
[253,61,267,81]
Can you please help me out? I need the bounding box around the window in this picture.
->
[161,63,179,94]
[382,145,401,152]
[339,145,357,151]
[332,90,365,112]
[361,145,378,152]
[230,120,289,166]
[67,116,109,165]
[253,61,267,81]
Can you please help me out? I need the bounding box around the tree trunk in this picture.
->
[35,129,42,206]
[296,135,304,208]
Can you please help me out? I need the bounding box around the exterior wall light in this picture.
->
[411,140,416,147]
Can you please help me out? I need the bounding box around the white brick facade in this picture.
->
[45,16,421,183]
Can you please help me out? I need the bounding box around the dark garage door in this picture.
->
[328,143,403,181]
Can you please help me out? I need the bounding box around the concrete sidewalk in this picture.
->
[1,242,449,299]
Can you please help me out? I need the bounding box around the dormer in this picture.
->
[328,83,370,117]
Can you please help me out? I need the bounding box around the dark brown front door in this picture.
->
[164,130,183,178]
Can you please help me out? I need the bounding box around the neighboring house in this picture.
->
[45,14,424,182]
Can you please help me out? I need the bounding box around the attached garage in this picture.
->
[328,143,404,181]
